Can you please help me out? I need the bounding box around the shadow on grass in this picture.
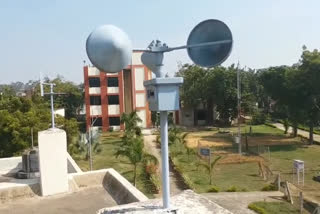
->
[269,145,301,152]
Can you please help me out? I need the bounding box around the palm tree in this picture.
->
[198,155,222,185]
[121,111,142,140]
[181,133,193,161]
[115,137,158,186]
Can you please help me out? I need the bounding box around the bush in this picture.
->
[248,203,266,214]
[240,188,248,192]
[207,186,219,193]
[261,184,277,191]
[251,111,268,125]
[226,185,238,192]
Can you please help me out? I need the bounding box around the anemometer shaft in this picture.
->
[167,40,232,52]
[160,111,170,208]
[133,39,232,53]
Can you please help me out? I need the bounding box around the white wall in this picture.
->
[108,105,120,115]
[107,87,119,94]
[88,67,100,76]
[90,106,102,116]
[135,94,145,108]
[180,106,194,127]
[134,68,145,91]
[136,110,146,128]
[132,52,143,65]
[38,128,68,196]
[89,87,101,94]
[0,157,21,175]
[54,108,65,117]
[110,126,121,131]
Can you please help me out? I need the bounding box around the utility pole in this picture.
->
[237,62,241,155]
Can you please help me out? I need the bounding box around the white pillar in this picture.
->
[38,128,68,196]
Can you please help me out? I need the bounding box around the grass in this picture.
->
[261,144,320,191]
[74,132,155,198]
[171,124,320,195]
[248,201,302,214]
[170,142,271,193]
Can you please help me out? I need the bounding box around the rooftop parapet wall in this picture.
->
[69,168,148,204]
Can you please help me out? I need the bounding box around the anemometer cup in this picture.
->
[86,25,132,73]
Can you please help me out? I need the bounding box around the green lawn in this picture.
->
[171,143,271,193]
[248,201,302,214]
[261,144,320,191]
[171,124,320,194]
[74,132,155,198]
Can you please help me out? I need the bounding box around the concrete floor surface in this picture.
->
[0,186,117,214]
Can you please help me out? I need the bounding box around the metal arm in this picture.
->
[134,39,232,53]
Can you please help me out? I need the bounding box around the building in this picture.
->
[84,51,152,131]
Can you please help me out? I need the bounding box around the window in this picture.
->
[107,77,119,87]
[90,96,101,105]
[89,77,100,87]
[91,117,102,126]
[197,110,206,120]
[109,117,120,126]
[108,95,119,105]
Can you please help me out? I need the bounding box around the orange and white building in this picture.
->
[83,51,152,131]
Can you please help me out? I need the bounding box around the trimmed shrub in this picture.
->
[240,188,248,192]
[261,184,277,191]
[207,186,219,193]
[226,185,238,192]
[248,203,266,214]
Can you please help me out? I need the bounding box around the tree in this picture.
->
[116,111,157,186]
[259,66,304,137]
[121,111,142,143]
[180,133,193,161]
[198,155,222,185]
[0,82,81,157]
[296,47,320,144]
[177,64,260,126]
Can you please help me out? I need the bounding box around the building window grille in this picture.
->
[109,117,120,126]
[108,95,119,105]
[91,117,102,126]
[90,96,101,105]
[89,77,100,87]
[107,77,119,87]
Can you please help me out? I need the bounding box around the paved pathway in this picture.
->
[202,191,284,214]
[143,135,183,197]
[272,123,320,143]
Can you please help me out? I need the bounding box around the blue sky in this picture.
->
[0,0,319,84]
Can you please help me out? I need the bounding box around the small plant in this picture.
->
[207,185,219,193]
[251,111,268,125]
[226,185,238,192]
[261,183,277,191]
[248,203,266,214]
[240,188,248,192]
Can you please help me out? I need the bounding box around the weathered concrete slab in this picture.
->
[0,186,116,214]
[98,190,233,214]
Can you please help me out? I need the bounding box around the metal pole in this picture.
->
[237,63,241,154]
[31,127,34,148]
[50,84,55,129]
[89,126,93,171]
[160,111,170,209]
